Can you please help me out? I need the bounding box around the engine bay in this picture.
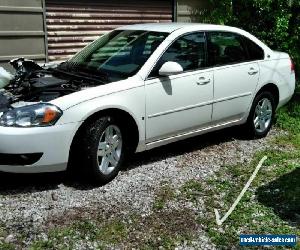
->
[0,58,104,112]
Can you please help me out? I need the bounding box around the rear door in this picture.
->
[207,31,260,123]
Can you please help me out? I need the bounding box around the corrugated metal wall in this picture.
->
[0,0,47,71]
[46,0,173,61]
[177,0,211,22]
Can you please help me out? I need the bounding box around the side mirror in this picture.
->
[158,61,183,76]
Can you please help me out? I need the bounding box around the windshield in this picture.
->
[59,30,168,82]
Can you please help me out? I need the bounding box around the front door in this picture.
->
[145,32,213,143]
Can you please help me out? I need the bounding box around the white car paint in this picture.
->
[158,61,184,76]
[212,61,260,122]
[145,68,214,142]
[0,23,296,173]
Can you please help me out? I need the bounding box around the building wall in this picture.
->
[45,0,173,61]
[0,0,47,71]
[177,0,212,22]
[0,0,183,68]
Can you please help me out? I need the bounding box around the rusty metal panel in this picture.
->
[45,0,173,61]
[0,0,47,71]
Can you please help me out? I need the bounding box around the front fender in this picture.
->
[56,86,146,148]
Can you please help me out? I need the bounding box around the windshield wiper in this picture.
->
[75,70,108,83]
[51,68,105,85]
[58,62,109,83]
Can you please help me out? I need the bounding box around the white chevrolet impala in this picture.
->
[0,23,295,183]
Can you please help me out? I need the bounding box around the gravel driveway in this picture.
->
[0,127,278,249]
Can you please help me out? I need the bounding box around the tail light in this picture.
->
[290,58,295,72]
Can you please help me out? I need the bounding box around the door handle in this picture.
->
[248,68,258,75]
[197,77,211,85]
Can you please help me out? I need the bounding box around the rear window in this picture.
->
[207,32,248,66]
[243,37,265,61]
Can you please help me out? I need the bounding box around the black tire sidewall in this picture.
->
[82,116,126,184]
[247,91,275,138]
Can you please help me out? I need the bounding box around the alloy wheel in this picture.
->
[253,98,273,133]
[97,125,123,175]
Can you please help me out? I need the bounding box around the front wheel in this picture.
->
[244,91,275,138]
[78,116,127,184]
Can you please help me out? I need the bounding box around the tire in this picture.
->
[76,116,127,184]
[244,91,275,139]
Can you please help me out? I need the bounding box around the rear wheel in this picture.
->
[244,91,275,138]
[77,116,127,184]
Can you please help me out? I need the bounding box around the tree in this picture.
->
[195,0,300,76]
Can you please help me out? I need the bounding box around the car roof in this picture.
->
[116,22,272,55]
[117,22,238,33]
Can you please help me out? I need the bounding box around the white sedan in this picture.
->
[0,23,295,183]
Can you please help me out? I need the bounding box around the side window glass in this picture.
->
[149,32,206,78]
[207,32,248,66]
[243,37,264,60]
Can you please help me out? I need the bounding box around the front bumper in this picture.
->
[0,122,81,173]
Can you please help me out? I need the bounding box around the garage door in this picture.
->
[46,0,173,61]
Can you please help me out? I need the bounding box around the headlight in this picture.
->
[0,103,62,127]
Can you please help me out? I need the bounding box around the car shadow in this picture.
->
[126,126,241,170]
[0,171,69,194]
[256,167,300,227]
[0,126,243,194]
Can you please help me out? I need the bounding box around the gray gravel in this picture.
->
[0,127,280,249]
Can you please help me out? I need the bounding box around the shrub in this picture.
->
[197,0,300,77]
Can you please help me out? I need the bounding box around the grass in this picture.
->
[181,84,300,249]
[196,153,300,249]
[130,209,197,249]
[180,179,204,203]
[0,223,7,238]
[29,209,198,250]
[0,222,15,250]
[0,242,15,250]
[30,218,128,250]
[152,183,175,210]
[29,183,196,250]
